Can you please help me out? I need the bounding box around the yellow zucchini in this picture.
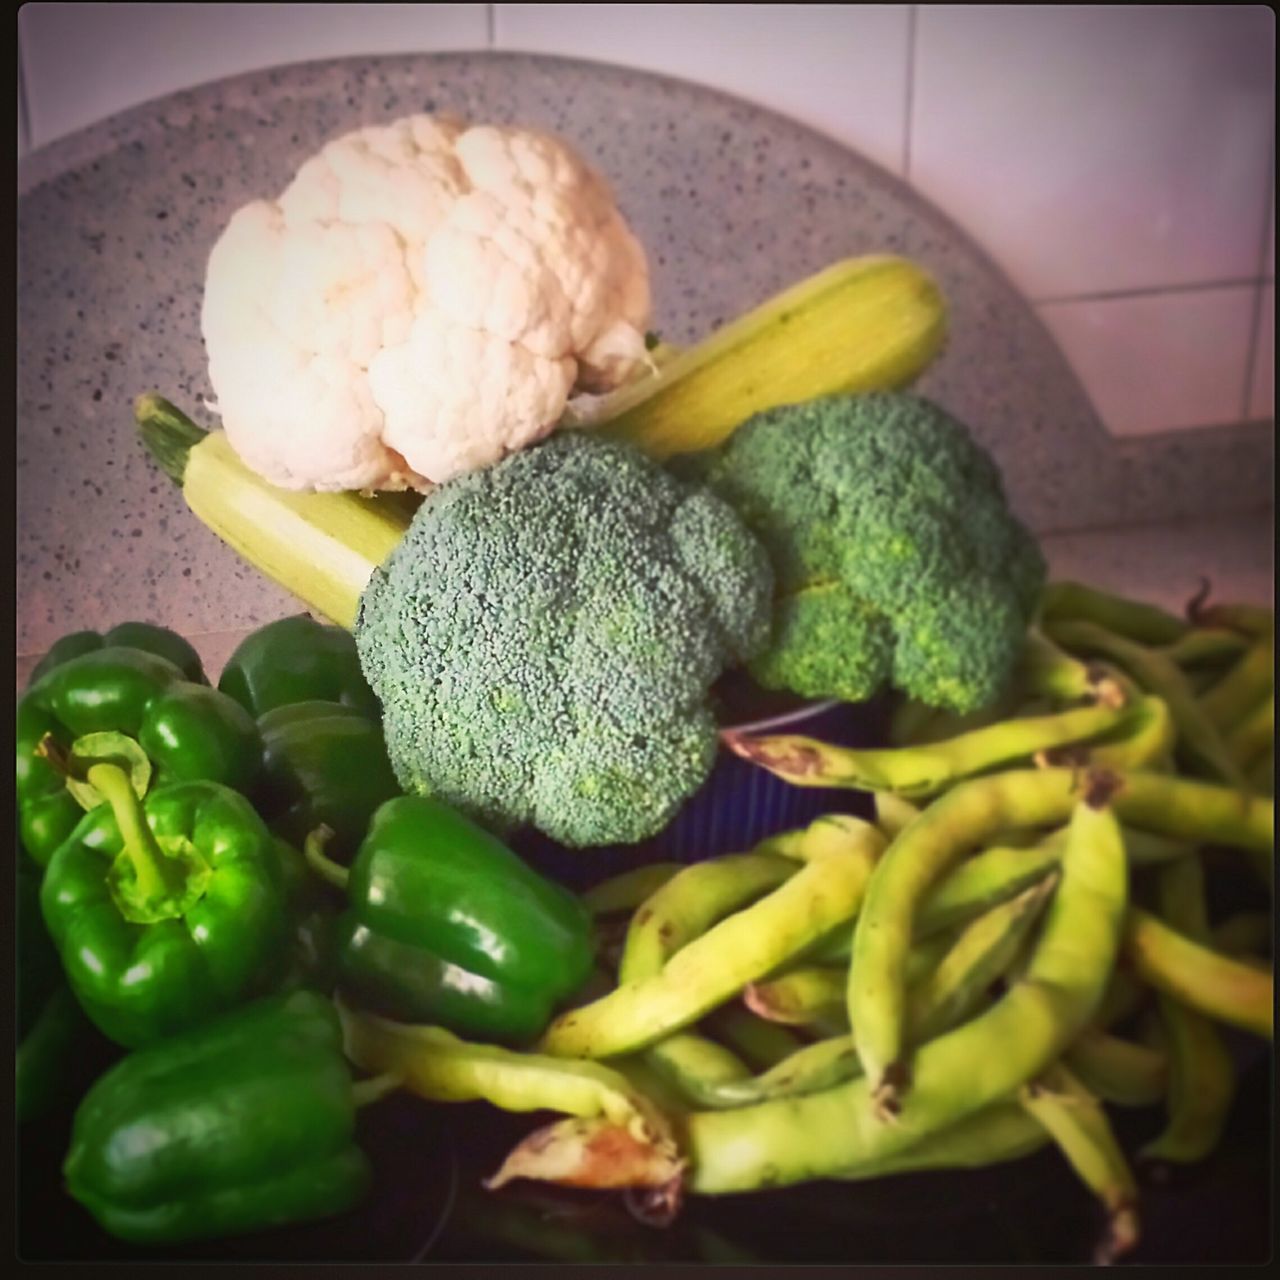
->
[570,253,948,457]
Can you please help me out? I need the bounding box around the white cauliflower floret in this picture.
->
[200,115,652,492]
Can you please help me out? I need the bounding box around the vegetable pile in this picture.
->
[16,111,1273,1263]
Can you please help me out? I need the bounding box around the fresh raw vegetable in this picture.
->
[39,768,288,1048]
[354,430,773,847]
[569,254,947,456]
[16,646,263,866]
[63,991,381,1244]
[217,613,382,720]
[254,699,400,855]
[16,856,106,1122]
[303,797,595,1042]
[136,250,945,631]
[200,114,652,492]
[28,621,207,687]
[675,392,1045,713]
[537,815,884,1057]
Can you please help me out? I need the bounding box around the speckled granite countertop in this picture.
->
[16,52,1274,673]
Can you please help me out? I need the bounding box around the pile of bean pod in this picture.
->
[340,582,1273,1263]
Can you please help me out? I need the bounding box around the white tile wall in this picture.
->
[1039,286,1257,436]
[493,4,912,176]
[16,3,1276,440]
[1251,283,1275,422]
[17,3,489,146]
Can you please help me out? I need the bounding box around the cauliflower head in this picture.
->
[353,431,775,849]
[201,115,652,492]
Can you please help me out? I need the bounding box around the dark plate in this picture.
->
[17,1089,458,1263]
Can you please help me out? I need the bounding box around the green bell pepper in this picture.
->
[28,621,206,687]
[305,797,595,1043]
[17,647,263,866]
[258,836,342,998]
[40,764,288,1048]
[63,990,378,1245]
[255,700,400,855]
[17,858,100,1122]
[218,614,382,720]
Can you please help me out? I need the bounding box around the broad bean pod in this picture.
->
[618,852,795,983]
[1123,908,1273,1039]
[583,863,683,917]
[1199,636,1273,734]
[848,768,1108,1107]
[1039,580,1190,646]
[683,794,1127,1189]
[1224,696,1273,773]
[722,700,1132,797]
[1018,1063,1140,1263]
[538,818,885,1059]
[1065,1029,1167,1108]
[1046,618,1244,786]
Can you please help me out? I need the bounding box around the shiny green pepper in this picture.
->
[28,621,206,687]
[16,647,263,867]
[16,857,107,1122]
[305,796,595,1044]
[40,766,288,1048]
[255,700,400,855]
[218,614,382,720]
[63,990,375,1245]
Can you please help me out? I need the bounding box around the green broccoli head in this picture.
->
[681,393,1045,715]
[354,430,774,848]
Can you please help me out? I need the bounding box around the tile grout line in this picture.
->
[1238,121,1276,421]
[901,4,917,181]
[16,26,32,153]
[1032,277,1274,307]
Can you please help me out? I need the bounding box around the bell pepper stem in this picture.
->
[350,1071,402,1108]
[85,761,186,907]
[303,825,351,892]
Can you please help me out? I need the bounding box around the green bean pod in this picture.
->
[1246,749,1274,798]
[834,1103,1050,1181]
[1109,771,1273,858]
[582,863,683,916]
[684,792,1127,1189]
[1017,627,1128,707]
[1211,911,1272,958]
[1018,1063,1140,1264]
[1224,696,1273,772]
[1123,908,1273,1039]
[874,792,922,840]
[913,835,1065,938]
[644,1032,753,1104]
[722,701,1130,797]
[745,967,847,1028]
[618,853,795,983]
[1186,601,1275,640]
[1140,993,1236,1169]
[1199,637,1274,733]
[1080,695,1176,772]
[1065,1029,1167,1107]
[539,819,885,1060]
[1046,618,1245,787]
[701,1006,804,1070]
[1161,628,1250,671]
[847,768,1102,1108]
[1039,580,1190,646]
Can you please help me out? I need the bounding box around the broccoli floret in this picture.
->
[354,431,774,848]
[679,393,1045,714]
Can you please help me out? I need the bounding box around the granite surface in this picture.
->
[16,52,1274,656]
